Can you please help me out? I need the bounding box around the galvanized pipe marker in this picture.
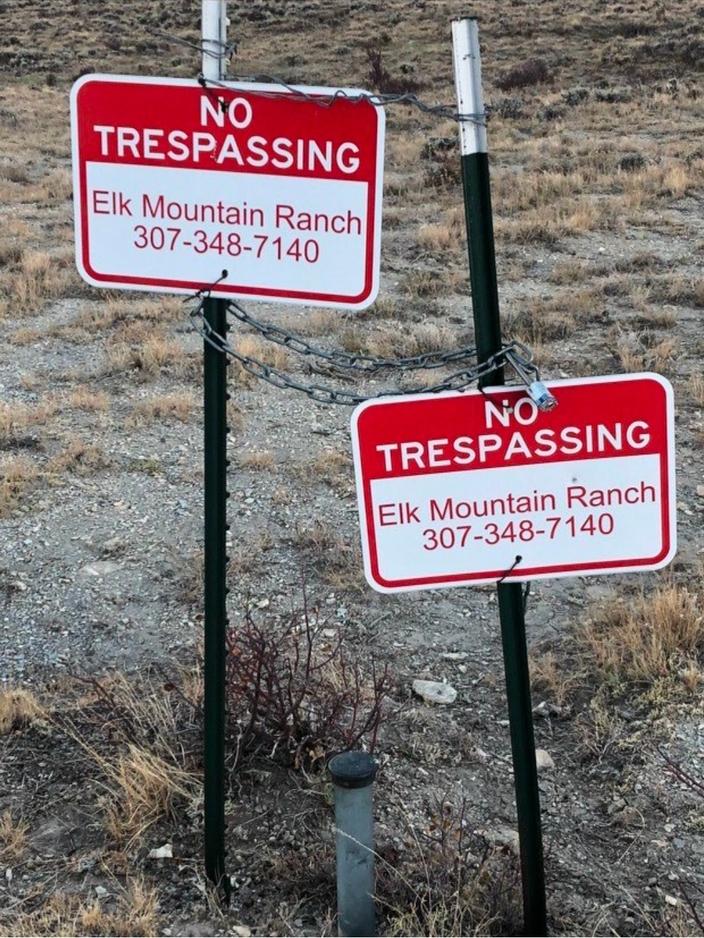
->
[329,752,378,938]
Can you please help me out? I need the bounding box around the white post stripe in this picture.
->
[452,17,488,156]
[201,0,227,81]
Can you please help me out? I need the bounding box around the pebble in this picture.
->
[79,561,121,578]
[480,825,519,854]
[535,748,555,772]
[148,843,173,859]
[412,679,457,705]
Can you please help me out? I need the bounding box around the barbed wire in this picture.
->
[189,295,551,407]
[144,26,484,124]
[146,27,237,62]
[197,72,486,125]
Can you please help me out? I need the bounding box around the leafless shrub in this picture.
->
[226,598,393,770]
[496,58,551,91]
[379,796,522,936]
[365,45,420,95]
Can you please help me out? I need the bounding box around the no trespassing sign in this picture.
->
[351,373,676,592]
[70,75,385,309]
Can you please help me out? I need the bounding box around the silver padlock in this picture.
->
[528,381,558,412]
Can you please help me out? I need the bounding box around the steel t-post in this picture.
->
[452,18,547,936]
[202,0,230,900]
[203,295,229,897]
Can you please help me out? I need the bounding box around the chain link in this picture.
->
[226,300,478,373]
[189,298,545,407]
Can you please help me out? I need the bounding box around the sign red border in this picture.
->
[70,74,385,309]
[351,374,676,592]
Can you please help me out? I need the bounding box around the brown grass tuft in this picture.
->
[103,744,196,846]
[0,686,43,734]
[128,391,197,425]
[0,456,40,517]
[1,878,159,937]
[0,811,28,864]
[581,585,704,694]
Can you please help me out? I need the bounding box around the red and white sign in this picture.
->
[351,374,676,592]
[70,75,385,309]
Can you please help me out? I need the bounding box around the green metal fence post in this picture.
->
[202,0,230,901]
[452,17,547,936]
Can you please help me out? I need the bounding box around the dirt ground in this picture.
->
[1,1,704,935]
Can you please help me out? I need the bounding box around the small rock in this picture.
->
[412,679,457,705]
[5,868,12,883]
[532,700,562,719]
[480,825,519,854]
[148,843,173,859]
[101,537,126,557]
[697,485,704,498]
[665,895,679,907]
[95,885,108,898]
[441,651,468,662]
[79,561,120,578]
[535,749,555,772]
[233,928,251,938]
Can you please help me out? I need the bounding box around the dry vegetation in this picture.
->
[1,0,704,935]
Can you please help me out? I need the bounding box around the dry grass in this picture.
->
[417,222,455,254]
[340,321,456,359]
[295,521,364,591]
[0,398,59,438]
[0,686,43,734]
[529,649,580,709]
[48,439,109,475]
[615,333,677,372]
[231,335,291,388]
[580,585,704,697]
[311,448,352,488]
[0,455,40,517]
[55,673,199,848]
[505,287,601,345]
[0,811,28,864]
[66,386,110,412]
[103,744,196,846]
[689,374,704,408]
[105,335,191,378]
[240,449,275,470]
[1,879,159,938]
[128,391,197,425]
[3,249,75,312]
[402,269,446,298]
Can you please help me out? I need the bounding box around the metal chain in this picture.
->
[226,300,478,373]
[190,298,544,406]
[196,73,486,126]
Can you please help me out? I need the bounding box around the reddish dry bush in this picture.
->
[226,599,392,770]
[495,58,551,91]
[365,46,421,95]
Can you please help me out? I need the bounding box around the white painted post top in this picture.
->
[452,17,488,156]
[202,0,227,81]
